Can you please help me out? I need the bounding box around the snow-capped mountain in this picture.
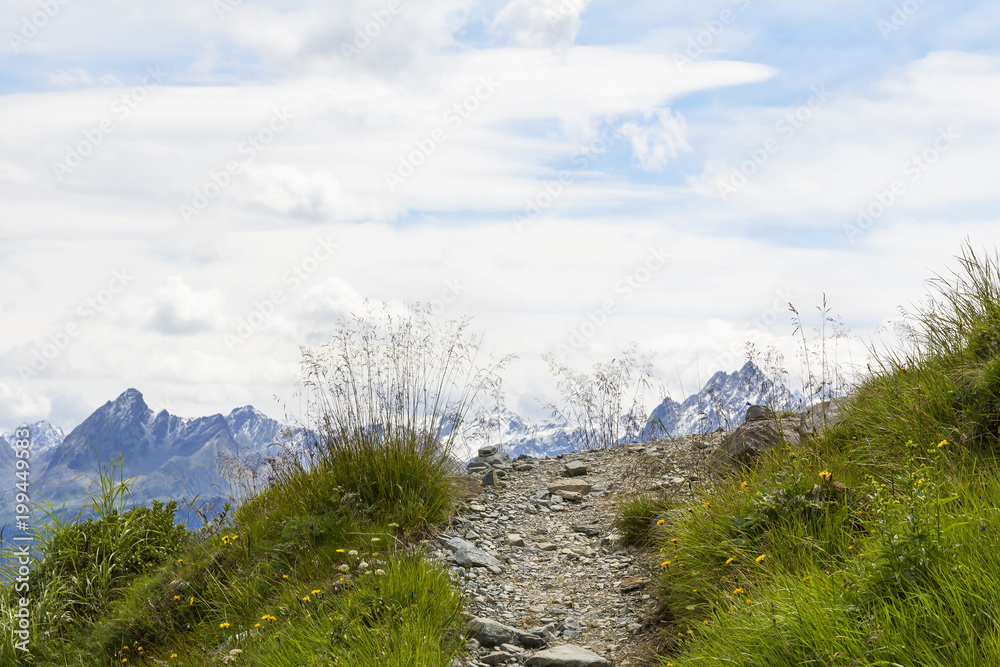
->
[2,421,65,458]
[225,405,288,455]
[642,361,804,439]
[0,390,311,534]
[26,390,302,510]
[476,362,804,461]
[486,409,577,460]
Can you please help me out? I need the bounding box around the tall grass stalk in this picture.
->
[542,343,655,449]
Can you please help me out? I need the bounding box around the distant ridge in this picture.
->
[0,390,303,526]
[489,362,802,459]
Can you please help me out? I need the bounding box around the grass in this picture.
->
[0,305,504,666]
[614,242,1000,666]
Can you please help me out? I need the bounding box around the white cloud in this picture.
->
[299,277,370,327]
[44,69,123,88]
[144,277,225,335]
[0,383,51,426]
[617,108,691,170]
[689,51,1000,224]
[3,2,999,437]
[493,0,593,47]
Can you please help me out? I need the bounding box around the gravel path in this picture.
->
[429,433,723,667]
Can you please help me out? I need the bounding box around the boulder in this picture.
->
[525,644,610,666]
[563,461,588,477]
[709,418,803,470]
[466,617,518,648]
[466,617,545,649]
[745,404,774,422]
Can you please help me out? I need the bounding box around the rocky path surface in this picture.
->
[428,432,724,667]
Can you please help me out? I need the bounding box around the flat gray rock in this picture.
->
[525,644,611,666]
[466,617,518,647]
[454,545,503,572]
[466,617,544,649]
[547,480,591,495]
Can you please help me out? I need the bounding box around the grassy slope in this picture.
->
[617,245,1000,666]
[0,306,501,666]
[0,431,470,666]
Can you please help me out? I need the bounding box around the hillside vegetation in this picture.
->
[617,244,1000,666]
[0,307,505,666]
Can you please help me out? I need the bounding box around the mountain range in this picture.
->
[489,360,803,458]
[641,361,804,439]
[0,390,305,528]
[0,361,799,525]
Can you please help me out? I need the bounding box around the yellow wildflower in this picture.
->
[174,595,180,601]
[220,622,230,629]
[704,501,711,509]
[755,554,766,564]
[656,519,665,526]
[733,587,744,594]
[819,471,831,481]
[938,439,947,448]
[725,557,734,565]
[661,560,671,567]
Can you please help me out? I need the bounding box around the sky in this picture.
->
[1,0,999,433]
